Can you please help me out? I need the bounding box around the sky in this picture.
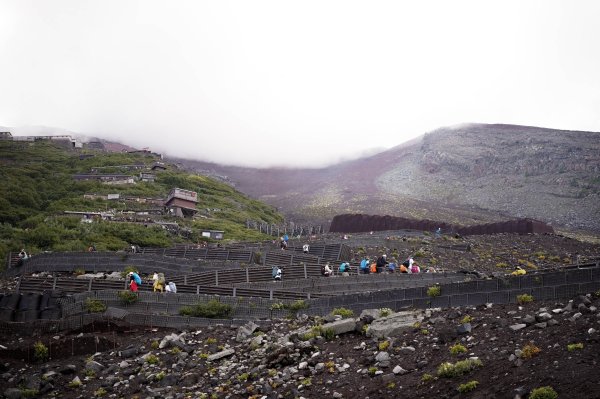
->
[1,1,599,168]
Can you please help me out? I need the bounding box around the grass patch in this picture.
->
[379,307,392,317]
[33,341,49,362]
[529,386,558,399]
[449,343,467,355]
[567,343,584,351]
[331,307,354,319]
[427,285,441,297]
[118,290,138,305]
[457,380,479,393]
[521,343,541,359]
[85,298,107,313]
[437,359,483,378]
[516,294,534,304]
[179,299,233,318]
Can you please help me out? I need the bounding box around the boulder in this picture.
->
[236,321,259,342]
[367,310,424,339]
[321,318,357,336]
[207,348,235,361]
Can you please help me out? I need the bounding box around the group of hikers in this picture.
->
[319,254,436,277]
[127,270,177,293]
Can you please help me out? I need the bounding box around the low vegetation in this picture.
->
[521,343,541,359]
[179,299,233,318]
[85,298,107,313]
[0,141,283,271]
[517,293,534,304]
[118,290,138,305]
[33,341,49,362]
[528,386,558,399]
[567,343,584,351]
[457,380,479,393]
[331,307,354,319]
[437,359,483,378]
[449,343,467,355]
[427,285,441,297]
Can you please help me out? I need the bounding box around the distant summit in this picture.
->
[172,123,600,233]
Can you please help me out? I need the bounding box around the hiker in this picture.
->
[303,243,309,254]
[87,245,96,252]
[18,249,29,260]
[322,263,333,277]
[399,261,409,273]
[339,261,350,275]
[511,266,526,276]
[153,272,165,292]
[435,227,442,238]
[369,262,377,274]
[165,281,177,293]
[360,258,370,274]
[283,234,289,243]
[388,261,397,273]
[376,254,388,273]
[272,266,282,281]
[410,261,421,274]
[128,272,141,292]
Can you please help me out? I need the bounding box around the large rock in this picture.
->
[366,310,423,339]
[207,348,235,361]
[321,318,357,336]
[236,321,259,342]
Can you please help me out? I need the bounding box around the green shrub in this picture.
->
[567,343,584,351]
[378,340,390,351]
[285,300,309,312]
[74,267,86,276]
[427,285,441,297]
[449,343,467,355]
[118,290,138,305]
[85,298,107,313]
[237,373,249,382]
[437,359,483,378]
[179,299,233,318]
[155,371,165,381]
[33,341,49,362]
[146,354,159,364]
[331,307,354,319]
[379,307,392,317]
[94,387,107,397]
[521,343,541,359]
[457,380,479,393]
[368,367,378,376]
[270,302,284,310]
[205,337,217,344]
[421,373,434,383]
[84,368,96,377]
[150,340,159,349]
[517,294,534,304]
[460,315,472,324]
[529,386,558,399]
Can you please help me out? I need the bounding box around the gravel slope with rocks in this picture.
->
[1,293,599,399]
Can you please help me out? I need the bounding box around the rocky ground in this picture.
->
[1,293,599,399]
[1,232,599,399]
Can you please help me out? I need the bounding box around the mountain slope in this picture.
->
[0,140,282,267]
[174,124,600,233]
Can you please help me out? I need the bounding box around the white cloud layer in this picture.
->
[1,0,599,167]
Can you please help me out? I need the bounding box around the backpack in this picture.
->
[400,264,408,273]
[411,265,419,273]
[340,263,347,273]
[360,259,368,270]
[157,273,165,285]
[370,263,377,273]
[402,260,410,267]
[133,273,142,285]
[321,265,326,275]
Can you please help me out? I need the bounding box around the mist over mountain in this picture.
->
[172,123,600,233]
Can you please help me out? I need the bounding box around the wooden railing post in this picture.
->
[215,271,219,286]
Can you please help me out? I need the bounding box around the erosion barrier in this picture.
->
[329,214,554,235]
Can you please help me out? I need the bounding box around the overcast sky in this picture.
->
[1,1,599,167]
